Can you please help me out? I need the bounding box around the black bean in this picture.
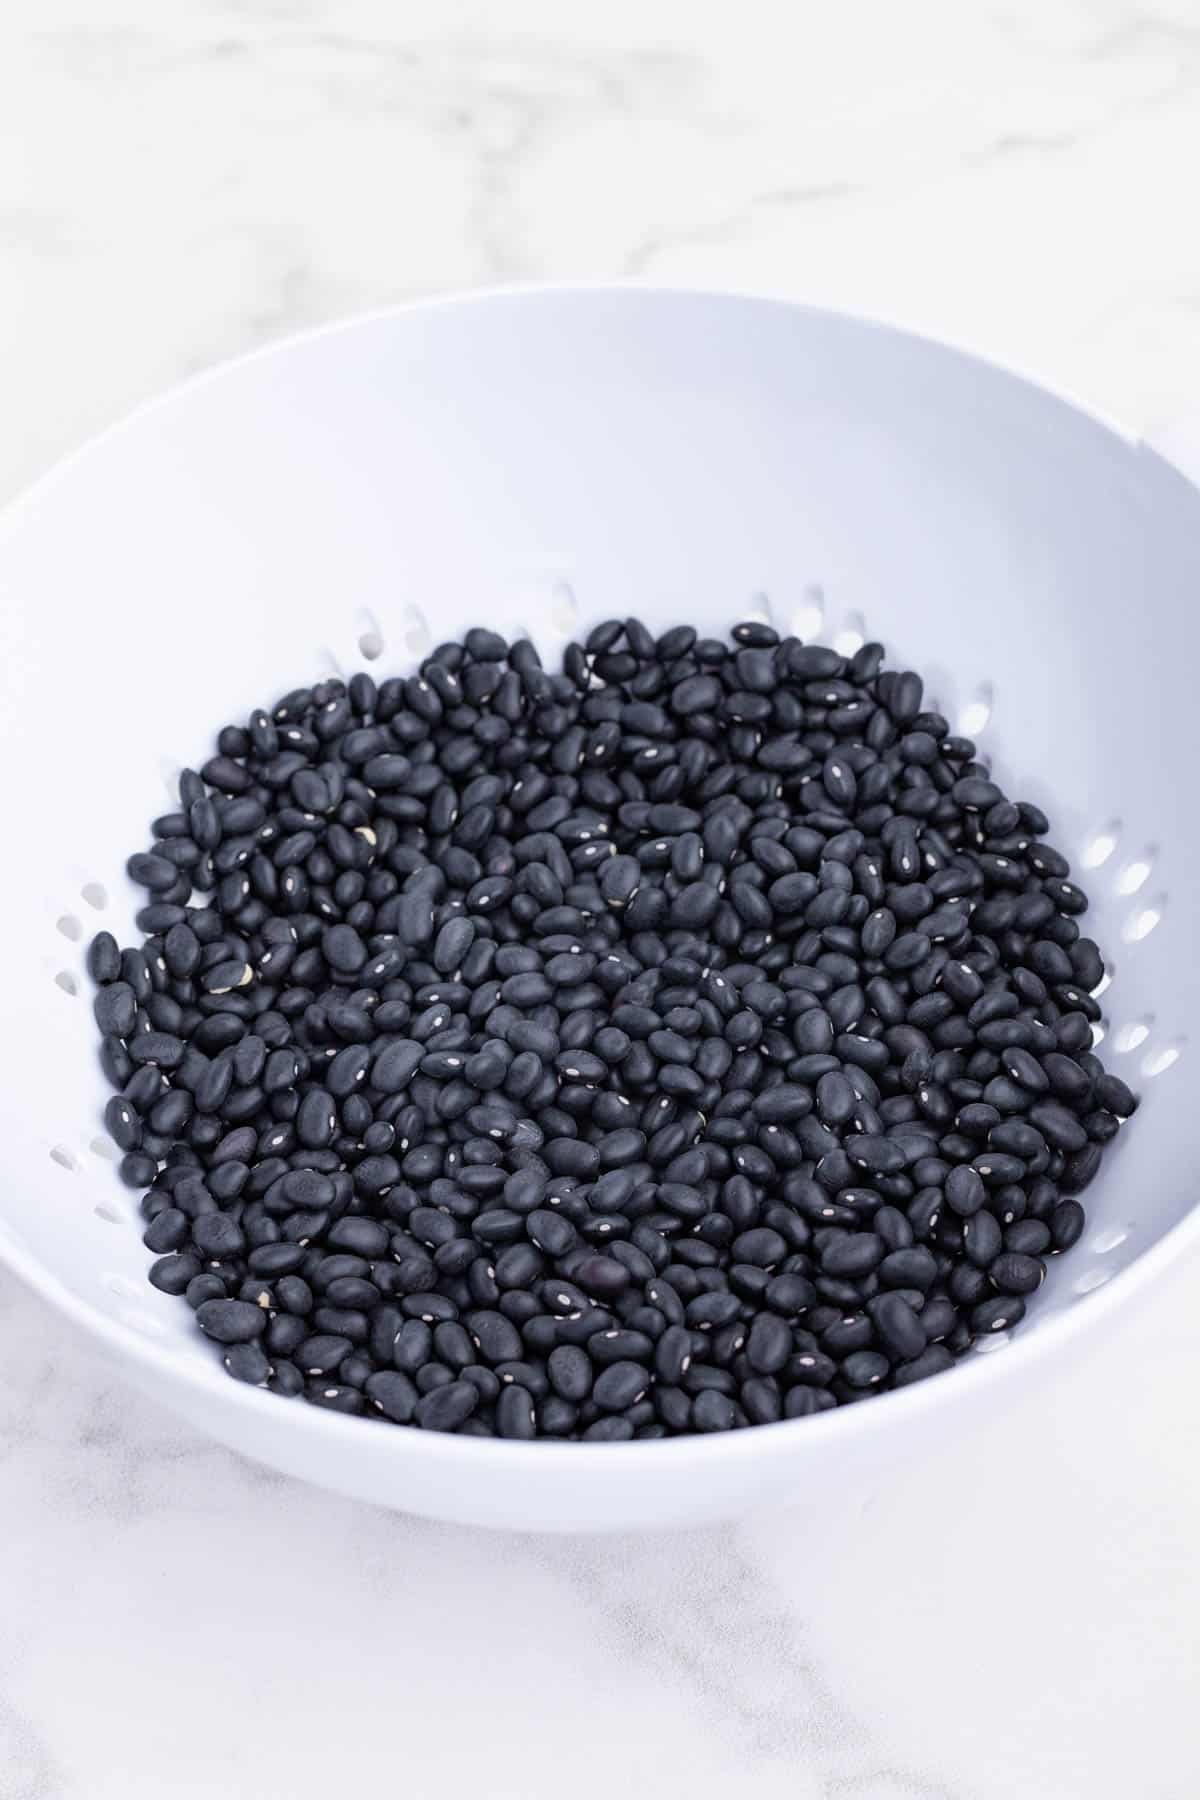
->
[842,1350,890,1388]
[1028,1099,1089,1153]
[821,1232,884,1277]
[971,1295,1025,1334]
[391,1319,432,1373]
[784,1386,836,1417]
[1096,1072,1137,1117]
[119,1151,158,1188]
[692,1390,736,1432]
[945,1165,986,1217]
[195,1298,267,1343]
[223,1342,271,1385]
[650,1324,689,1383]
[990,1252,1044,1295]
[143,1208,189,1253]
[467,1309,522,1364]
[104,1095,142,1152]
[94,982,138,1037]
[127,851,179,891]
[540,1343,587,1400]
[575,1255,630,1299]
[366,1370,419,1423]
[964,1210,1003,1267]
[815,1070,856,1126]
[745,1312,791,1374]
[148,1253,201,1295]
[414,1380,479,1432]
[304,1382,365,1414]
[193,1212,245,1259]
[496,1383,538,1439]
[892,1345,955,1387]
[592,1361,649,1411]
[526,1208,576,1257]
[87,930,122,983]
[372,1038,423,1093]
[296,1089,337,1148]
[1050,1199,1086,1251]
[879,1247,938,1290]
[870,1292,927,1360]
[1062,1142,1102,1192]
[1002,1046,1048,1092]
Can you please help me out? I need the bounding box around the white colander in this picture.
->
[1,286,1196,1532]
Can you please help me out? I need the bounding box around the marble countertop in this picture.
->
[2,3,1199,1795]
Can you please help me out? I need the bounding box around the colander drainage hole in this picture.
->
[1116,856,1153,896]
[1081,823,1120,870]
[90,1136,117,1160]
[357,628,384,660]
[117,1306,167,1339]
[1091,1226,1129,1254]
[1123,900,1164,944]
[403,606,432,655]
[833,612,866,657]
[1142,1044,1182,1079]
[56,913,82,942]
[1112,1019,1152,1054]
[790,585,825,638]
[1072,1268,1110,1296]
[54,971,78,997]
[958,685,993,737]
[549,583,579,634]
[740,592,773,629]
[94,1203,123,1225]
[49,1145,78,1172]
[81,882,107,910]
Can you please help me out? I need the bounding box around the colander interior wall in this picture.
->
[0,289,1195,1526]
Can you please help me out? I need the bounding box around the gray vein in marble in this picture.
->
[0,1692,63,1800]
[33,22,716,311]
[963,129,1079,165]
[529,1530,967,1800]
[296,35,710,282]
[622,182,861,278]
[1083,10,1200,60]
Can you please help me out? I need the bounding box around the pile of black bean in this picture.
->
[88,619,1137,1439]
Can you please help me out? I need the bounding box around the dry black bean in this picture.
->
[366,1370,419,1422]
[892,1344,956,1386]
[223,1342,271,1385]
[413,1380,478,1432]
[496,1383,538,1439]
[869,1291,927,1360]
[989,1251,1044,1295]
[1050,1199,1086,1250]
[692,1390,737,1431]
[945,1164,986,1217]
[195,1298,267,1344]
[842,1350,890,1388]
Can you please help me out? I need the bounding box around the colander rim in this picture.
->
[2,280,1195,1475]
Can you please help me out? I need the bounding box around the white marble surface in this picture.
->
[2,2,1200,1795]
